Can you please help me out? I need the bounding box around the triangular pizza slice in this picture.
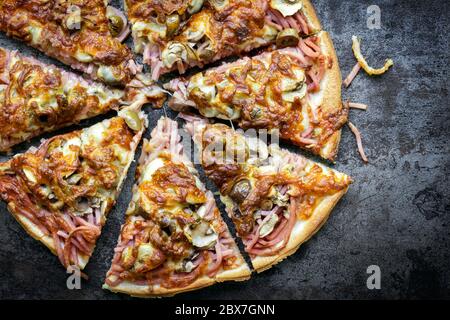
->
[183,115,352,272]
[0,1,136,85]
[104,116,250,297]
[166,31,346,160]
[0,112,147,271]
[132,0,321,79]
[0,47,166,152]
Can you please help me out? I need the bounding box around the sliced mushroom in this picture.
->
[261,199,274,211]
[209,0,229,11]
[188,0,205,14]
[119,108,142,131]
[133,243,166,273]
[161,42,197,68]
[166,14,180,37]
[106,6,127,38]
[197,40,215,60]
[121,246,136,269]
[75,51,93,63]
[184,221,218,249]
[259,213,280,238]
[97,65,122,84]
[186,28,205,42]
[229,179,251,204]
[270,0,303,17]
[282,81,307,102]
[66,173,82,185]
[74,197,93,216]
[65,5,82,31]
[276,28,300,48]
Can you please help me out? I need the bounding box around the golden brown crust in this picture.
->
[316,31,343,116]
[103,264,251,298]
[312,31,345,160]
[252,187,349,272]
[302,0,322,33]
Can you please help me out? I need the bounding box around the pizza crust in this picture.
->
[251,187,349,272]
[309,31,344,160]
[302,0,322,34]
[103,262,251,298]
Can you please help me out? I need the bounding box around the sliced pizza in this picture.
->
[0,113,147,271]
[166,31,346,160]
[140,0,321,79]
[125,0,206,60]
[0,1,136,85]
[183,115,352,272]
[103,117,250,297]
[0,47,166,152]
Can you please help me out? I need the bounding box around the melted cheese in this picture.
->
[141,157,165,183]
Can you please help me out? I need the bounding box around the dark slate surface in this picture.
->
[0,0,448,300]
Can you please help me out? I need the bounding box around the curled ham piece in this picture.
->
[348,121,368,163]
[344,63,361,88]
[348,102,368,110]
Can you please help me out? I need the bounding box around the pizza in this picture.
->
[182,115,351,272]
[0,0,137,85]
[0,47,166,152]
[131,0,321,79]
[165,31,345,160]
[103,117,250,297]
[125,0,206,57]
[0,113,147,271]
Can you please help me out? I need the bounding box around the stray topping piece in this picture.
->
[352,36,394,76]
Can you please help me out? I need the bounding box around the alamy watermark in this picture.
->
[66,265,81,290]
[367,5,382,29]
[366,265,381,290]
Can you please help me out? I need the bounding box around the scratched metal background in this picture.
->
[0,0,448,300]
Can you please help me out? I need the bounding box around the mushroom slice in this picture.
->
[270,0,303,17]
[118,108,142,131]
[133,243,165,273]
[229,179,251,204]
[184,221,218,249]
[162,42,197,68]
[259,213,280,238]
[188,0,205,14]
[209,0,230,11]
[276,28,300,48]
[65,5,82,31]
[282,81,307,103]
[121,246,136,269]
[186,28,205,42]
[166,14,180,37]
[106,6,127,38]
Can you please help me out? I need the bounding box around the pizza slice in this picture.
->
[183,115,352,272]
[125,0,206,56]
[0,47,166,152]
[0,112,147,271]
[165,31,346,160]
[0,1,136,85]
[103,116,250,297]
[139,0,321,79]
